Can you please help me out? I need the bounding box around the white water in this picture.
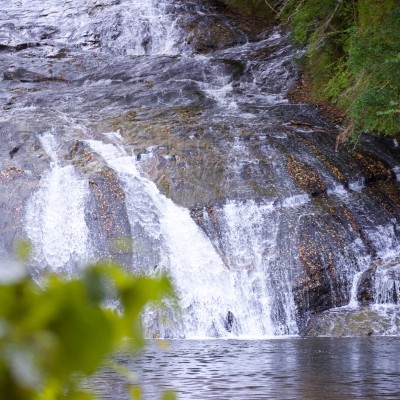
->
[219,200,298,335]
[86,139,295,337]
[338,222,400,310]
[3,0,184,55]
[347,271,364,308]
[374,261,400,305]
[22,129,400,337]
[25,133,91,272]
[14,0,400,338]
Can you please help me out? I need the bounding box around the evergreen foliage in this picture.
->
[221,0,399,137]
[281,0,400,137]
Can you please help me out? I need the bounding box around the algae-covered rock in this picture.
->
[302,306,400,337]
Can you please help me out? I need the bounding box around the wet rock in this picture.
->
[357,265,377,304]
[15,42,40,51]
[85,167,133,267]
[296,135,347,185]
[209,0,274,39]
[301,307,400,337]
[0,42,40,52]
[221,59,245,80]
[8,145,20,159]
[293,209,359,320]
[287,156,327,197]
[0,127,48,258]
[224,310,235,332]
[0,171,36,256]
[351,150,394,184]
[187,16,246,53]
[0,44,13,52]
[3,67,66,83]
[4,67,46,82]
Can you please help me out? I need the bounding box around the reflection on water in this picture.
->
[90,338,400,399]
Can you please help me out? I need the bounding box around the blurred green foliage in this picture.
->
[281,0,400,137]
[0,261,175,399]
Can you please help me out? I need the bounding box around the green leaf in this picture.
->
[130,386,142,400]
[0,263,175,399]
[161,390,177,400]
[14,241,31,263]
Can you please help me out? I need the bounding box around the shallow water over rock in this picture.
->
[1,0,400,337]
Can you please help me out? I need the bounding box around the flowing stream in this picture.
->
[1,0,400,337]
[25,133,92,273]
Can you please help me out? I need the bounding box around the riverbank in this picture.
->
[220,0,400,139]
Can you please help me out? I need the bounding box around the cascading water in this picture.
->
[85,138,287,337]
[2,0,400,337]
[2,0,184,56]
[25,133,92,274]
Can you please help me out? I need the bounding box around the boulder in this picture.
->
[3,67,66,83]
[186,16,246,53]
[301,307,400,337]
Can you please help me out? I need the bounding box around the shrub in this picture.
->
[0,260,175,399]
[281,0,400,138]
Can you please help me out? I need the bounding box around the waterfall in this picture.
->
[6,0,184,56]
[25,133,92,274]
[216,200,299,335]
[86,139,296,337]
[5,0,400,338]
[98,0,184,55]
[347,271,364,308]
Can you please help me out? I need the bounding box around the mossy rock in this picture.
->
[302,307,400,337]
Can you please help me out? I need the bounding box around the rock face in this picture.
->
[0,129,49,259]
[187,15,247,53]
[287,156,327,197]
[67,141,133,267]
[1,0,400,336]
[301,307,400,337]
[3,67,65,83]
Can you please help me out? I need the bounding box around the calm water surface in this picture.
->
[92,337,400,399]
